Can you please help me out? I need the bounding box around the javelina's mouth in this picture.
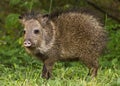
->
[24,44,36,49]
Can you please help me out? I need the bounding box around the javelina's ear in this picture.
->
[19,15,25,24]
[41,14,49,25]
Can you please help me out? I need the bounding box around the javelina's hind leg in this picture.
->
[87,59,99,78]
[42,59,55,79]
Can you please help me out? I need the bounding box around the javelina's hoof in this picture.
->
[87,67,98,78]
[42,72,51,79]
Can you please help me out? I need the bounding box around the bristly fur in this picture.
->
[19,11,39,20]
[20,7,101,22]
[48,7,100,19]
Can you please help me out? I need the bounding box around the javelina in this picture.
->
[19,9,107,79]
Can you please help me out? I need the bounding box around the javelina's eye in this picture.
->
[34,29,39,34]
[23,30,26,34]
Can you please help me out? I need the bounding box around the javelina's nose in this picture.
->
[24,40,32,47]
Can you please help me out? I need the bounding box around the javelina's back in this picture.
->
[54,12,106,58]
[19,9,107,79]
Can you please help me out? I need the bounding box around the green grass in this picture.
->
[0,60,120,86]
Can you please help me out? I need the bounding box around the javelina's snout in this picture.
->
[24,40,32,48]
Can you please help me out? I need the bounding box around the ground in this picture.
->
[0,59,120,86]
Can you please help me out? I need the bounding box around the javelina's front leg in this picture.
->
[42,59,55,79]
